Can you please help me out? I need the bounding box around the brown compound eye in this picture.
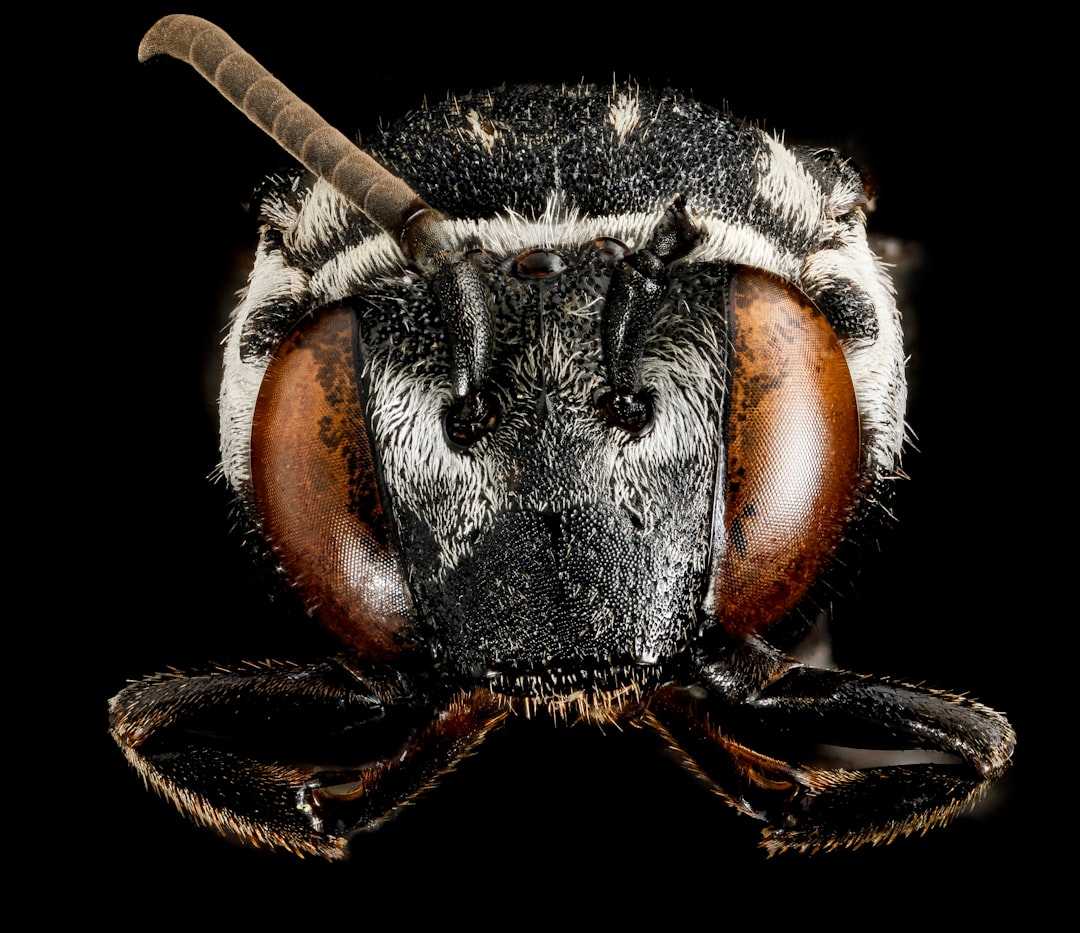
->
[714,267,861,638]
[249,305,419,661]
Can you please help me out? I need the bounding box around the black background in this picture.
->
[69,8,1037,921]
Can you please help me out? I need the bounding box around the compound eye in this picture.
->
[715,268,861,637]
[249,305,419,660]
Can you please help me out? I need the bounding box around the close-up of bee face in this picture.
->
[93,10,1029,914]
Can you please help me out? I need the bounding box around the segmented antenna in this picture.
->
[140,15,497,440]
[138,15,450,261]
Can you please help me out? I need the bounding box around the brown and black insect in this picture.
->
[111,15,1015,858]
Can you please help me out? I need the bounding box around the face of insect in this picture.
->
[110,15,1014,861]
